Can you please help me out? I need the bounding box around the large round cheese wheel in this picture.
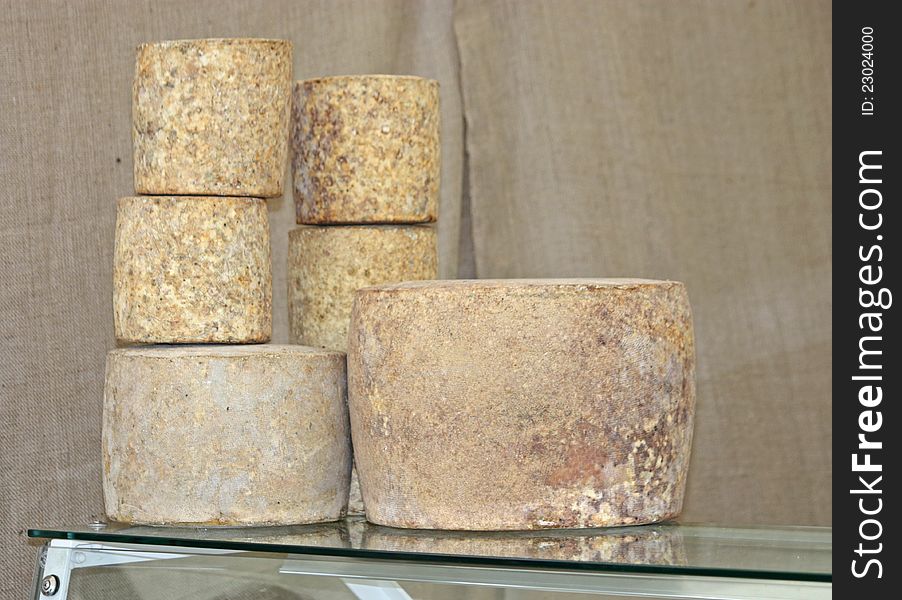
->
[133,38,292,197]
[348,279,696,530]
[113,196,271,344]
[102,344,350,525]
[292,75,439,224]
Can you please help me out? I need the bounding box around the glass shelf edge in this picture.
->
[26,527,831,584]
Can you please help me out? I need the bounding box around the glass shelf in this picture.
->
[29,518,831,600]
[29,517,830,581]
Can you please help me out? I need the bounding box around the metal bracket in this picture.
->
[32,539,214,600]
[342,579,415,600]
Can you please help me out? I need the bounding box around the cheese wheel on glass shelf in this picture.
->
[348,279,696,530]
[288,225,437,352]
[102,344,350,526]
[113,196,271,344]
[292,75,439,223]
[133,38,292,197]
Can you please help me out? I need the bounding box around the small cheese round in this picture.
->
[348,279,696,530]
[102,344,351,525]
[113,196,271,344]
[292,75,440,223]
[288,225,437,352]
[133,38,292,197]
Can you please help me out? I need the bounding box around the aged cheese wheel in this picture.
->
[113,196,271,344]
[348,279,696,530]
[288,225,437,352]
[133,38,292,197]
[102,345,351,525]
[292,75,440,224]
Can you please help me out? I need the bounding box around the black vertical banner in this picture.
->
[834,0,899,595]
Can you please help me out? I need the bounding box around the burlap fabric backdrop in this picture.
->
[1,0,830,596]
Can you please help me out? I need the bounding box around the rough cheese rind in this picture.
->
[348,279,696,530]
[292,75,440,223]
[288,225,437,352]
[113,196,272,343]
[133,38,292,197]
[102,344,351,525]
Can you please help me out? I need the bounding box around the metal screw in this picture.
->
[41,574,60,596]
[88,520,107,530]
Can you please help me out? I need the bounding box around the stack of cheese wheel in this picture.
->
[289,75,440,514]
[104,39,352,526]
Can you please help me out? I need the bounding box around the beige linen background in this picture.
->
[1,0,830,596]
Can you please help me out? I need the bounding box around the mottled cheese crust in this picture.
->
[133,38,292,197]
[113,196,271,343]
[292,75,440,223]
[288,225,437,352]
[102,344,351,525]
[348,279,696,530]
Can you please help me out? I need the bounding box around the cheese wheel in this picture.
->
[292,75,439,223]
[133,38,292,197]
[102,345,350,525]
[348,279,696,530]
[113,196,271,343]
[288,225,437,352]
